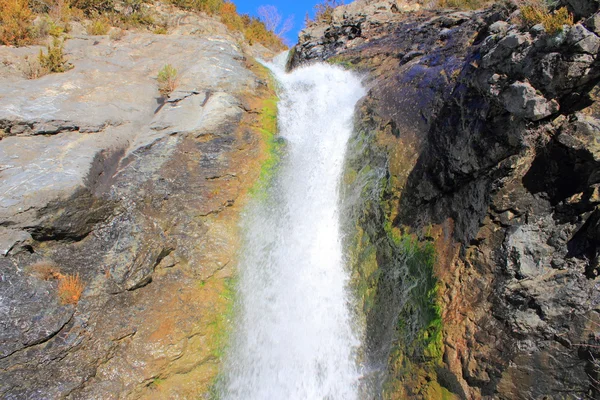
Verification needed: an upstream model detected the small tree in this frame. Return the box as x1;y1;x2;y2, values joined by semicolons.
313;0;343;24
257;4;294;38
257;5;281;32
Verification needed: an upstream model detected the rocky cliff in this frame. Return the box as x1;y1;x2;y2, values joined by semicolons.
292;0;600;398
0;8;277;398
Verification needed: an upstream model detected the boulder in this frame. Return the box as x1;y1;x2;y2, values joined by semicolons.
501;81;560;120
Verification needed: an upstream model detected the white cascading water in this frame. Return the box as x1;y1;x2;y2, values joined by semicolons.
220;54;366;400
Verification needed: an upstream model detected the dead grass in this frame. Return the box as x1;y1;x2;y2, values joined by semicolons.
28;260;64;280
58;273;84;304
22;55;49;79
86;18;110;34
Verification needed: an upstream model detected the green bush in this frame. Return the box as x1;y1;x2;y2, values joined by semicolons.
38;38;72;73
157;63;178;96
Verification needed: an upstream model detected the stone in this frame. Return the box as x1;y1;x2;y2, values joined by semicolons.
567;23;600;54
0;228;32;256
566;0;600;19
192;92;244;137
501;81;559;121
585;12;600;34
0;131;127;239
489;20;509;34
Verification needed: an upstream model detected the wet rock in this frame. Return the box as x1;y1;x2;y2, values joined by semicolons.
293;0;600;397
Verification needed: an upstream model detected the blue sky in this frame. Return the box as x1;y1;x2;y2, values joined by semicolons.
234;1;350;45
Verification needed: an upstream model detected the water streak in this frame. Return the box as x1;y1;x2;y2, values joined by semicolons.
221;54;366;400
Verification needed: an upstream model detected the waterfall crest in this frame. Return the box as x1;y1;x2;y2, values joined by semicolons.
221;55;366;400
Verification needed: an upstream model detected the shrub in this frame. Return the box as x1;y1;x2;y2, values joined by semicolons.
38;38;72;73
119;10;155;27
32;16;66;39
0;0;34;46
49;0;75;24
58;273;84;304
153;26;167;34
69;0;113;16
157;63;178;96
520;3;573;34
87;18;109;34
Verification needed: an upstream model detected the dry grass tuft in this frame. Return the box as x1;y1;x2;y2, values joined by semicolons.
109;27;126;40
58;273;84;304
22;55;49;79
86;18;110;35
29;260;64;280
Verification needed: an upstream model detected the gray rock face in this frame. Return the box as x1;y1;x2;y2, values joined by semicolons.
0;10;274;398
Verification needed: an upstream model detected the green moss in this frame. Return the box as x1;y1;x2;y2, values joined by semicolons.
393;233;443;363
327;55;356;70
248;67;284;200
209;276;236;359
343;123;448;397
149;377;165;387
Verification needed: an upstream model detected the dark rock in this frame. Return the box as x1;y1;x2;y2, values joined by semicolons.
564;0;600;19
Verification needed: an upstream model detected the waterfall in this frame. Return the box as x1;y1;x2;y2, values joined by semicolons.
220;54;366;400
